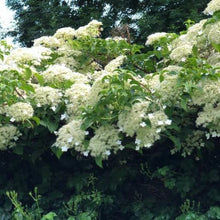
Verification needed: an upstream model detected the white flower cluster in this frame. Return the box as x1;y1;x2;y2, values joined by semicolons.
196;103;220;133
157;17;213;62
0;125;21;150
88;125;120;158
135;111;171;149
207;21;220;45
0;64;16;72
145;32;168;45
187;20;207;40
167;13;220;62
34;36;61;48
75;20;102;38
192;79;220;106
65;83;91;118
106;36;127;42
118;101;171;149
5;46;52;67
118;101;150;137
88;71;119;106
54;27;76;42
147;72;180;104
56;46;81;70
32;20;103;72
170;44;192;62
163;65;183;73
6;102;34;122
31;84;62;107
55;120;86;152
42;64;89;85
207;52;220;67
53;20;102;41
171;20;207;49
192;79;220;133
204;0;220;15
104;55;127;72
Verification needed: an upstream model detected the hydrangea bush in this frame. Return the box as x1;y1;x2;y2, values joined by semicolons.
0;0;220;218
1;3;220;160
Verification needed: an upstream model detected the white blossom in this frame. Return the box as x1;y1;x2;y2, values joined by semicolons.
140;122;147;127
85;131;89;135
105;150;111;156
119;146;125;150
135;139;141;145
51;106;56;112
165;119;172;125
116;140;122;145
135;146;140;151
83;151;89;157
156;128;162;133
148;113;154;119
61;146;68;152
158;121;164;125
67;137;73;143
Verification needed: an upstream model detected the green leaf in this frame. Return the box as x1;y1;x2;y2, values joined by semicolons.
164;106;174;118
31;116;41;125
180;99;187;111
78;213;92;220
144;118;152;128
192;45;198;57
81;118;93;130
159;73;164;82
157;166;170;176
212;43;220;53
67;217;76;220
95;156;103;168
34;73;44;85
41;212;57;220
0;53;4;61
20;82;35;93
24;68;32;80
203;17;217;28
168;135;181;150
12;145;24;155
51;147;63;159
31;149;45;163
206;206;220;219
164;178;176;189
213;10;220;19
168;123;181;132
40;119;59;133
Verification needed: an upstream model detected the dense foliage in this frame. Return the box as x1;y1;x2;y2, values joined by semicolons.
1;0;220;219
6;0;210;46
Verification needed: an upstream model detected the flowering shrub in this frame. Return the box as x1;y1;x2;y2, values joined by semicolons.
0;0;220;218
1;6;220;161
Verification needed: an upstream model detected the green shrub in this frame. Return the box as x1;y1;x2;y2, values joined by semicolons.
0;0;220;218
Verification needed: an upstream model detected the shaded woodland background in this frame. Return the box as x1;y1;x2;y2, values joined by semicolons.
7;0;209;46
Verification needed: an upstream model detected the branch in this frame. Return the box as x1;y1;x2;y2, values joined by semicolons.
14;88;25;99
133;64;151;74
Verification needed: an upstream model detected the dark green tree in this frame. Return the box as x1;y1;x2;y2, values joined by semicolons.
7;0;209;46
6;0;75;46
0;24;4;40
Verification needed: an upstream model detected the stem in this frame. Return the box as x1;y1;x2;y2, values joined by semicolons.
14;87;25;99
133;64;150;74
129;74;152;93
125;24;131;44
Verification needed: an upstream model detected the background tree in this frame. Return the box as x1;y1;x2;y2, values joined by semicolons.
7;0;209;46
0;23;4;40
